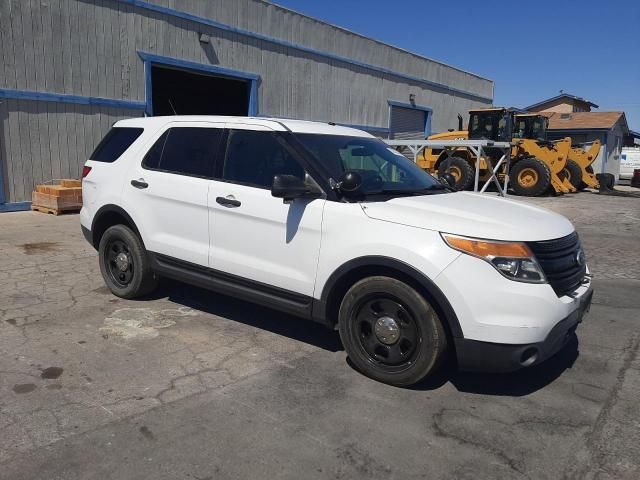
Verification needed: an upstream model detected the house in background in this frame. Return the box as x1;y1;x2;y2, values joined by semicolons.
542;111;629;179
526;93;629;179
526;92;599;114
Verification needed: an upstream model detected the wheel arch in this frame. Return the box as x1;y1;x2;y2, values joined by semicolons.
90;204;143;250
313;256;463;340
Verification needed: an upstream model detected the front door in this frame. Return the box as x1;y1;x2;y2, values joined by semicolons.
122;122;224;267
208;124;324;297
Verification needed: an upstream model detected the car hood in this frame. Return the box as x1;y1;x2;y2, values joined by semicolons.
360;192;574;241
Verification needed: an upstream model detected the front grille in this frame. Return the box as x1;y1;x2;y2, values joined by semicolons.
528;232;586;296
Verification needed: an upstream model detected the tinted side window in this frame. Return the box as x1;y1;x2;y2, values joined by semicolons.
143;127;222;178
221;130;304;188
143;131;168;170
90;127;143;162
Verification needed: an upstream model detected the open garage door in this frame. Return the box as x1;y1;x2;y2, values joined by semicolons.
151;65;250;116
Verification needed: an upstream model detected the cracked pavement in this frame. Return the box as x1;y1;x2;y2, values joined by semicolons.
1;190;639;479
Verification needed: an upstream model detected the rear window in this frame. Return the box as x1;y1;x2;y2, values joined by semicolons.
143;127;222;178
90;127;144;162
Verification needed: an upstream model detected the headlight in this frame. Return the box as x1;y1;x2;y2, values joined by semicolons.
441;234;546;284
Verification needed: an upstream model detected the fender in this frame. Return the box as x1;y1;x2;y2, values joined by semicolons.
312;256;463;338
89;204;142;249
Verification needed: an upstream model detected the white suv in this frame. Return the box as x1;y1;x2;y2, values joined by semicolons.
81;116;593;386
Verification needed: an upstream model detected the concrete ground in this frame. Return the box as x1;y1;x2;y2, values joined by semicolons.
1;189;639;479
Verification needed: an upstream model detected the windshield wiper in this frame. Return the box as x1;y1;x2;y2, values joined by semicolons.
368;184;451;196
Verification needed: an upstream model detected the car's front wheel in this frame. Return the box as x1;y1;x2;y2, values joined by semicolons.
98;224;158;299
338;276;447;386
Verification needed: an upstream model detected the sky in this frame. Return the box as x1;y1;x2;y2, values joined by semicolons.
274;0;640;131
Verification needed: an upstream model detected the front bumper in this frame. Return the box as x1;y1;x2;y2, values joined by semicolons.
455;287;593;372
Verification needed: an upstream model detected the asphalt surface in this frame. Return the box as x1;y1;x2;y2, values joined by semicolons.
1;189;639;479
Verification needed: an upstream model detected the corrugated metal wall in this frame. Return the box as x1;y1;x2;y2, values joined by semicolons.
0;0;493;203
0;99;134;203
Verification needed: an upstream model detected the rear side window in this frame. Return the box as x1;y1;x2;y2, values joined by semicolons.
221;130;304;188
90;127;143;162
143;127;222;178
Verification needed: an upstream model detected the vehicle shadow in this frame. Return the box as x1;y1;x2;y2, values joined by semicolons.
410;334;580;396
144;280;578;395
151;279;343;353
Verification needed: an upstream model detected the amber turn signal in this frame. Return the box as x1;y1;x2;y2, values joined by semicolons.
442;235;533;259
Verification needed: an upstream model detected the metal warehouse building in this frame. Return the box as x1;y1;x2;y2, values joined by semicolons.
0;0;494;209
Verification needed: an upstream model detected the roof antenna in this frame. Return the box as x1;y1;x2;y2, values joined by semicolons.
168;99;178;115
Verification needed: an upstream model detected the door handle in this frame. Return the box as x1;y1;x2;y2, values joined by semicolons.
131;179;148;189
216;196;241;208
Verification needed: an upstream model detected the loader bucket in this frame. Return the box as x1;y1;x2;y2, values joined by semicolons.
513;137;574;194
568;140;601;190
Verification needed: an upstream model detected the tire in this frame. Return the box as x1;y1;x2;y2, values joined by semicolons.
338;276;447;386
438;156;474;191
510;157;552;196
563;159;583;190
98;224;158;299
596;173;615;191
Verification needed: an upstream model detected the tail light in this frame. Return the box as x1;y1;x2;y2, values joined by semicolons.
82;165;92;179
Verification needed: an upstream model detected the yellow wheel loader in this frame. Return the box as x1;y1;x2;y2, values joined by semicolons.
564;140;601;190
511;113;576;194
418;109;575;196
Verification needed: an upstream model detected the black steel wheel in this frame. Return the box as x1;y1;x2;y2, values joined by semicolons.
354;297;420;368
105;239;134;287
98;224;158;299
338;276;447;386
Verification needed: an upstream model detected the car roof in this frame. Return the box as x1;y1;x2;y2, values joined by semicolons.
114;116;375;138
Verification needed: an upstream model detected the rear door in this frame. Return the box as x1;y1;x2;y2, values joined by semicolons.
208;124;324;297
121;121;224;267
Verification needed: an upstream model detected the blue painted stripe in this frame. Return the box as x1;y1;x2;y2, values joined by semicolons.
118;0;493;103
0;201;32;212
138;52;261;82
248;81;258;117
387;100;433;112
0;156;5;205
0;88;146;110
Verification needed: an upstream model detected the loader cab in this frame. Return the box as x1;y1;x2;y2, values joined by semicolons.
514;114;548;142
468;109;514;143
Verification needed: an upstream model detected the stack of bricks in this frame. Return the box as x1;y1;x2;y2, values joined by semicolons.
32;179;83;215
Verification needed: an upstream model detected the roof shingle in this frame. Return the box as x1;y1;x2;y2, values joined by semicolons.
542;111;626;130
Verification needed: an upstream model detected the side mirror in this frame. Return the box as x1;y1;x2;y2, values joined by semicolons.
271;175;320;201
337;171;363;196
439;173;457;189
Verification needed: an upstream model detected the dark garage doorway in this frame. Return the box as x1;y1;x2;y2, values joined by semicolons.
151;65;250;116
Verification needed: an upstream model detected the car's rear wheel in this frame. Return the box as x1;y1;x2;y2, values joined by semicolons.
338;276;447;386
98;225;158;299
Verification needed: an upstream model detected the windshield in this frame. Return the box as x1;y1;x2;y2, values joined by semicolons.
293;133;446;195
530;117;547;141
468;112;510;141
514;116;547;141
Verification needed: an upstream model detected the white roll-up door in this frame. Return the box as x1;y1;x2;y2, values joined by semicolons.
389;106;426;139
